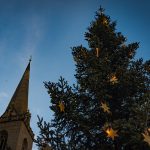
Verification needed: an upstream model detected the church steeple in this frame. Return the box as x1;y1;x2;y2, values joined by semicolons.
0;60;34;150
1;61;30;117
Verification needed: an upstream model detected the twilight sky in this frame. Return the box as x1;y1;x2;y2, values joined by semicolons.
0;0;150;149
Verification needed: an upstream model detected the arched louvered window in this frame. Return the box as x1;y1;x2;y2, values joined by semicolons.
0;130;8;150
21;138;28;150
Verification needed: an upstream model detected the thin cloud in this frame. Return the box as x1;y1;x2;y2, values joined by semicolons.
17;14;46;67
0;92;9;99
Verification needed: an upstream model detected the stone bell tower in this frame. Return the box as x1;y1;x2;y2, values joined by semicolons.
0;61;34;150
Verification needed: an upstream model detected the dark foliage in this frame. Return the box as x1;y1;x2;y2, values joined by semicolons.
36;7;150;150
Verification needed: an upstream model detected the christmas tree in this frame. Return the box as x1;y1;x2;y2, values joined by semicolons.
36;7;150;149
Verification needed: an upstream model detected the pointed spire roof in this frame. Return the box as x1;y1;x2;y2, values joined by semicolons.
2;61;31;117
0;60;34;139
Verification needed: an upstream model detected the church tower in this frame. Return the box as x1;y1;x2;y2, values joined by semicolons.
0;61;34;150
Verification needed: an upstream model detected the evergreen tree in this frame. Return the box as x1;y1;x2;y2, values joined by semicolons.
36;7;150;150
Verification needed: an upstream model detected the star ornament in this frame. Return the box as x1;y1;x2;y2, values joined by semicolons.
106;127;118;140
100;102;111;114
102;18;108;26
142;131;150;145
128;51;133;57
58;101;65;112
110;75;118;84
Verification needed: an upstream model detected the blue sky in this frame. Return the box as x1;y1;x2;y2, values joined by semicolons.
0;0;149;149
